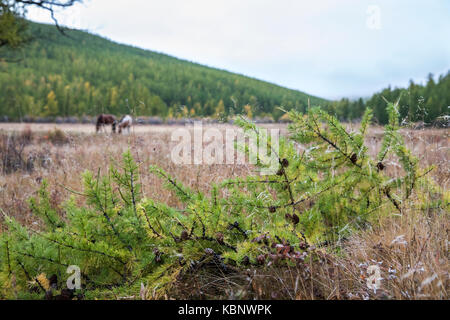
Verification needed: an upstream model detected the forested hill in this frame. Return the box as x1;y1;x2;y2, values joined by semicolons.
0;21;326;121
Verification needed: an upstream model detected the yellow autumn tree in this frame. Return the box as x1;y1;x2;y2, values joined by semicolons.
215;99;225;118
110;87;119;108
167;107;174;119
181;106;189;118
43;90;58;117
244;104;252;119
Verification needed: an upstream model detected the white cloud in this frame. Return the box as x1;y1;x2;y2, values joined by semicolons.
26;0;450;99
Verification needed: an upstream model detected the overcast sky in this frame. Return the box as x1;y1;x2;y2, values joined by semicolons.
27;0;450;100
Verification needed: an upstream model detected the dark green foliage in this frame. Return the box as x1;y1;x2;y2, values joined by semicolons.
0;1;80;55
0;104;437;299
369;73;450;125
0;21;325;121
0;1;28;50
323;72;450;125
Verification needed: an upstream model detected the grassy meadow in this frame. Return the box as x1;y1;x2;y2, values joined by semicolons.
0;122;448;300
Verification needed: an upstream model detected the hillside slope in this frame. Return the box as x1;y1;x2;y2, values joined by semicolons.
0;22;327;120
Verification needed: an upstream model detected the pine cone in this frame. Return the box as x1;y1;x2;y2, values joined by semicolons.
216;232;224;244
257;255;266;265
180;230;189;241
281;158;289;168
49;274;58;289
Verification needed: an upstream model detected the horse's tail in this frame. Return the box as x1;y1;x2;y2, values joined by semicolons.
96;115;102;132
112;121;117;133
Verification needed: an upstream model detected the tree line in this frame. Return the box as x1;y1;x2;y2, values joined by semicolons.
322;72;449;125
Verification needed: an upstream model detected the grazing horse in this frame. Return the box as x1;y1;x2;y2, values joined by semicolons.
118;115;133;134
96;114;117;133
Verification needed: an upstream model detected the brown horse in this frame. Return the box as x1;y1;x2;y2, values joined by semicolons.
96;114;117;133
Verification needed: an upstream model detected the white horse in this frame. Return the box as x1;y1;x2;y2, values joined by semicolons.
118;115;133;135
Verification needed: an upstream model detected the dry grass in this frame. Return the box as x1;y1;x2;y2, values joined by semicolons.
0;123;448;299
0;123;256;227
339;201;448;300
173;202;448;300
